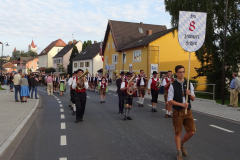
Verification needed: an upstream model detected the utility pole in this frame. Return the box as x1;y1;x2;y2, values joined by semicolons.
221;0;228;105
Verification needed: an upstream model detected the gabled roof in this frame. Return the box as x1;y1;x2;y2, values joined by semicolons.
2;62;16;69
123;29;173;50
73;42;100;61
9;61;18;64
53;41;79;58
39;39;66;56
102;20;167;54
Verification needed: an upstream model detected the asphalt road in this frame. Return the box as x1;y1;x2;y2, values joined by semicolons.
9;85;240;160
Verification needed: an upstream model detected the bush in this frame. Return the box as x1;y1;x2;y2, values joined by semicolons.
45;67;56;73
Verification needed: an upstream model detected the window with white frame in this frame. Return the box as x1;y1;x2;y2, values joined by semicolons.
122;52;126;63
108;43;110;50
74;63;77;68
112;54;118;64
112;42;115;49
105;57;108;65
80;62;84;67
133;50;141;62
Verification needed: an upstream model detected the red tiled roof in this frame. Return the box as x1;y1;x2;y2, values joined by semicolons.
31;40;37;48
2;62;16;68
9;61;18;64
39;39;66;56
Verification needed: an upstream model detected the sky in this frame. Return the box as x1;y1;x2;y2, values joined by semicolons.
0;0;172;57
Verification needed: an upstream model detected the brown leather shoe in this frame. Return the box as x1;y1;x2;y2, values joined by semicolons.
168;114;172;118
177;154;183;160
181;144;188;156
165;114;168;118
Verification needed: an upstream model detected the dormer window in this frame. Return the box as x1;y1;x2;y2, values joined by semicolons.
138;28;143;34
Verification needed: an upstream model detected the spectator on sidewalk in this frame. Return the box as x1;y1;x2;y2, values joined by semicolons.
9;73;14;92
20;74;29;102
46;74;53;96
13;70;22;102
30;73;39;99
228;72;240;107
27;74;31;98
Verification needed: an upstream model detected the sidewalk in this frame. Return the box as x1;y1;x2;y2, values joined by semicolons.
107;84;240;122
0;85;39;156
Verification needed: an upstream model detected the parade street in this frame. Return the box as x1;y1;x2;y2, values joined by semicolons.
2;85;239;160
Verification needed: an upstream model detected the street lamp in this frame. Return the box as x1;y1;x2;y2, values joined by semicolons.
221;0;228;105
0;42;9;85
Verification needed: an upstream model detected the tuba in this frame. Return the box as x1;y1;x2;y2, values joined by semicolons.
76;69;89;90
127;73;137;95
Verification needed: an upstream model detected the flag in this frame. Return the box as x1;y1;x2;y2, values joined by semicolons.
100;42;104;62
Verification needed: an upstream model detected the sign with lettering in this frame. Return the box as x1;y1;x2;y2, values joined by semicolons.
178;11;207;52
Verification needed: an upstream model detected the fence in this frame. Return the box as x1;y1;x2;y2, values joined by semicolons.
192;83;216;100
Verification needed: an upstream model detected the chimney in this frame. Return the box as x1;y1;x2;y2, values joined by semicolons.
146;30;152;36
73;39;76;44
68;41;73;45
94;41;97;44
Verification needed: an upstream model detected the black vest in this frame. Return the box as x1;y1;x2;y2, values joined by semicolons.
172;80;191;111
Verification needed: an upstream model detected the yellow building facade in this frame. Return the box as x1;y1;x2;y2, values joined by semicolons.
103;20;205;90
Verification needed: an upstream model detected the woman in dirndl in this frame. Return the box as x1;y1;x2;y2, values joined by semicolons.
20;74;30;102
59;75;66;96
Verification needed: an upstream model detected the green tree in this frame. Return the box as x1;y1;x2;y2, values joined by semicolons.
164;0;240;99
27;50;38;57
67;46;78;75
12;51;21;60
45;67;56;73
82;40;92;50
57;63;66;73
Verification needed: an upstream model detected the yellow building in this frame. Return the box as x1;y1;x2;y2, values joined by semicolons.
102;20;206;89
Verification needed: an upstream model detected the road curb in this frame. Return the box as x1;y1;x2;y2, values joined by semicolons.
0;94;42;160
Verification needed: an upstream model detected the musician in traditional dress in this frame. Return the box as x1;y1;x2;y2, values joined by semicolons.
116;71;125;114
147;71;160;112
136;70;147;107
168;65;196;160
99;77;108;103
68;71;77;115
121;72;136;121
162;70;174;118
72;69;89;123
94;74;98;92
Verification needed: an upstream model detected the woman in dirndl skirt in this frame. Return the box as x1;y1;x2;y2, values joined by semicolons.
20;74;30;102
59;75;66;96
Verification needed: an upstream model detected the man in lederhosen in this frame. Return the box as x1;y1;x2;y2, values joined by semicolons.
162;70;174;118
72;69;89;123
168;65;196;160
116;71;125;114
147;71;160;112
137;69;147;107
68;71;77;115
121;72;136;121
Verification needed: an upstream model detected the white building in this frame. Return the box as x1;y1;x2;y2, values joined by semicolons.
72;41;103;75
28;40;37;53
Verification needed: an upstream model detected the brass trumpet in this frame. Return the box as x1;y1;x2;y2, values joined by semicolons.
76;69;89;90
127;73;137;95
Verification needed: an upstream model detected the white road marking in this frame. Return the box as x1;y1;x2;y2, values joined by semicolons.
60;135;67;145
59;158;67;160
61;123;66;129
209;125;234;133
194;119;197;121
136;101;140;103
87;96;90;98
60;109;64;112
57;99;59;100
162;109;166;111
59;104;63;107
108;93;112;94
148;104;152;106
61;114;65;119
58;101;61;103
113;94;118;96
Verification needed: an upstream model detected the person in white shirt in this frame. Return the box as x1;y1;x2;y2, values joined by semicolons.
68;71;77;115
136;70;147;107
99;77;108;103
167;65;195;160
162;71;174;118
147;71;160;112
71;69;89;123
